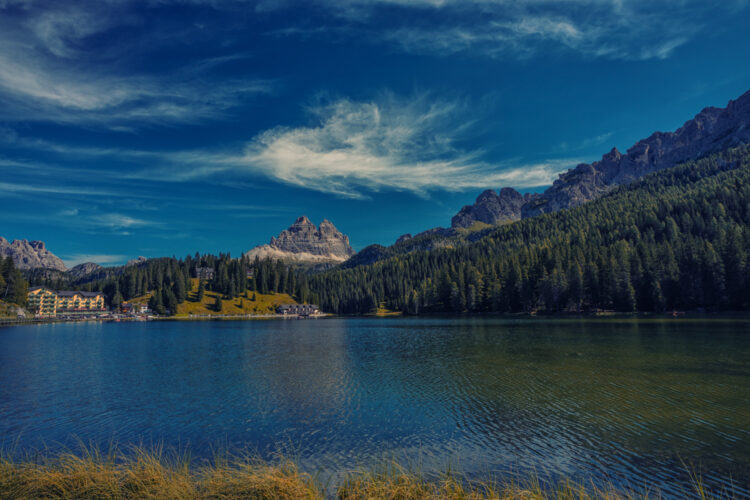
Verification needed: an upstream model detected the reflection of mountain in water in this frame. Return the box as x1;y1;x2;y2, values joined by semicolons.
239;319;353;421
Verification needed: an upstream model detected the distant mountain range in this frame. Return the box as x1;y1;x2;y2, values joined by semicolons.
452;89;750;227
7;89;750;276
0;237;105;280
0;238;67;271
244;216;355;265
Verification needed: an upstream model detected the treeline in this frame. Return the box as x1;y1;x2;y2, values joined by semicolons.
1;257;28;306
307;145;750;314
25;253;312;315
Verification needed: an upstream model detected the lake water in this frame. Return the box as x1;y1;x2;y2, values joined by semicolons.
0;317;748;497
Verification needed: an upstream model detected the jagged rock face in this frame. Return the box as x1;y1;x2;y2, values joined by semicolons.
451;188;538;228
522;89;750;218
68;262;103;279
245;216;354;264
126;256;148;267
0;237;66;271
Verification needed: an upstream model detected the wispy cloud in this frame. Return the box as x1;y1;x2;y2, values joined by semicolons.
0;2;271;127
0;181;123;197
268;0;745;61
2;92;579;197
147;93;579;198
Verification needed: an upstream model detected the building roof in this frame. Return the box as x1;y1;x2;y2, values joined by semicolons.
57;290;103;297
278;304;319;311
29;287;104;297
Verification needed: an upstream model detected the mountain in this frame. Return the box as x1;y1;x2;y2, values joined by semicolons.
309;144;750;314
68;262;103;279
450;89;750;226
522;89;750;218
0;237;66;271
126;256;148;267
244;216;355;264
452;188;538;228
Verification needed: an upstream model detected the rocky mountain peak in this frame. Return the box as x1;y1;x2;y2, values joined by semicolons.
395;234;412;244
0;237;66;271
519;88;750;218
126;256;148;267
451;187;537;228
68;262;103;279
318;219;340;235
293;215;315;227
448;89;750;225
245;216;355;264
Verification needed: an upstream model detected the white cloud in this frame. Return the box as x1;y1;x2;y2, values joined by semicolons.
2;93;579;197
0;2;271;126
95;214;159;230
233;94;575;197
270;0;739;61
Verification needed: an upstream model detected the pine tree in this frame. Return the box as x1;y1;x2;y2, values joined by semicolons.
173;270;187;303
112;290;124;310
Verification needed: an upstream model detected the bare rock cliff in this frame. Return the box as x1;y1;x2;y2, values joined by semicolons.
0;237;66;271
522;89;750;218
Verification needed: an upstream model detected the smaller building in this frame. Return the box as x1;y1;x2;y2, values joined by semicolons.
277;304;320;316
122;302;149;315
195;267;215;280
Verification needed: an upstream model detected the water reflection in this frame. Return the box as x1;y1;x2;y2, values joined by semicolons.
0;317;748;497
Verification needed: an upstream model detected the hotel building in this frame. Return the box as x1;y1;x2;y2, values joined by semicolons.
27;287;107;317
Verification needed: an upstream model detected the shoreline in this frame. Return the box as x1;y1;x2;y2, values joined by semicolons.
5;310;750;328
0;312;334;328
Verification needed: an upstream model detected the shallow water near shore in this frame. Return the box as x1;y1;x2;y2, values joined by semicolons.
1;317;748;497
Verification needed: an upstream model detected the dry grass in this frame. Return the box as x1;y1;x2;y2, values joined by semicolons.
0;446;319;500
124;279;297;317
0;447;733;500
337;462;642;500
0;299;22;318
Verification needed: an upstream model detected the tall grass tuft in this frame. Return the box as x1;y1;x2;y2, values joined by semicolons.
0;445;737;499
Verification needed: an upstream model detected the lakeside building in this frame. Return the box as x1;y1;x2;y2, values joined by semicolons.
277;304;320;316
26;287;57;316
122;302;150;315
27;287;106;317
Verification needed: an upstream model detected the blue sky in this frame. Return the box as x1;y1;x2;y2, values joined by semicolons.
1;0;749;267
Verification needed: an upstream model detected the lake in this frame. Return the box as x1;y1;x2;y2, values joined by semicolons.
0;317;748;497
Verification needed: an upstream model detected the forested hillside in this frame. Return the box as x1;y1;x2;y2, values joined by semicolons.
307;145;750;314
26;252;312;315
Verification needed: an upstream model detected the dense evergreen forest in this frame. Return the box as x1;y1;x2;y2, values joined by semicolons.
306;145;750;314
26;253;310;315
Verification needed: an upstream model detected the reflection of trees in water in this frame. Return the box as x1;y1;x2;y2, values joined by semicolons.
343;318;750;493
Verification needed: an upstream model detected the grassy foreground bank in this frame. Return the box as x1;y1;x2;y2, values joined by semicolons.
0;446;727;500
